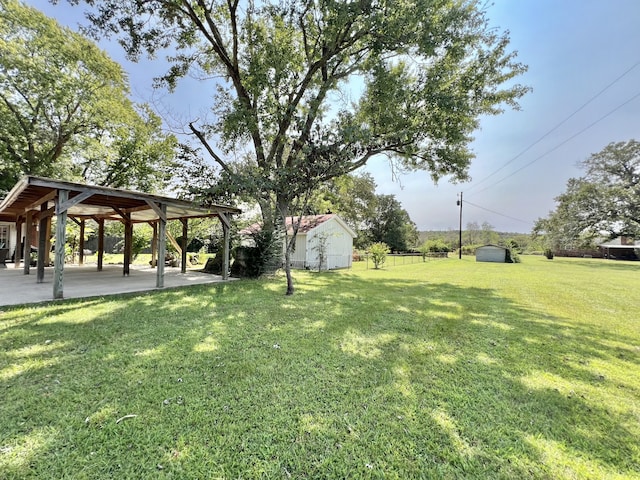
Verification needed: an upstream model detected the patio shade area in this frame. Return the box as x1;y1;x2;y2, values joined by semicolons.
0;176;241;302
0;264;234;307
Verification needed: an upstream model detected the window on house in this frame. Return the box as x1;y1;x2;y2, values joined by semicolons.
0;225;8;249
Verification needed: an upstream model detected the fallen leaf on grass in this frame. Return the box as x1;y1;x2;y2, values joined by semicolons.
115;414;138;424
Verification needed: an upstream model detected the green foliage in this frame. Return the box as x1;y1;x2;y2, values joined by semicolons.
505;240;521;263
80;104;179;193
366;194;418;252
246;226;283;276
167;217;224;254
419;239;450;260
308;173;378;248
422;230;539;253
460;244;481;256
0;1;177;193
229;246;263;278
113;224;152;259
428;239;451;253
544;248;555;260
534;140;640;246
368;242;390;269
72;0;528;293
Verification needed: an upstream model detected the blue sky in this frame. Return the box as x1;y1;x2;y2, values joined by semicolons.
29;0;640;233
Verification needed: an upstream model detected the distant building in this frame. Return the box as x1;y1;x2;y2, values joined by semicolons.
476;245;508;263
598;237;639;260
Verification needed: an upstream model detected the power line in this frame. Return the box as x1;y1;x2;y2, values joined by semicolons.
468;89;640;197
464;199;531;225
465;59;640;194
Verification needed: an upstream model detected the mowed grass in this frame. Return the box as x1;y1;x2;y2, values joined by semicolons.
0;256;638;479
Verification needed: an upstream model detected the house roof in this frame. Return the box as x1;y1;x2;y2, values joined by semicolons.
0;176;241;223
241;214;357;238
287;214;335;233
598;241;640;248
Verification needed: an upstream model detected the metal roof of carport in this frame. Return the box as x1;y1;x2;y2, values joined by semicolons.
0;176;241;223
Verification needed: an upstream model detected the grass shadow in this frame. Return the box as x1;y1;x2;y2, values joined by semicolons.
0;267;638;478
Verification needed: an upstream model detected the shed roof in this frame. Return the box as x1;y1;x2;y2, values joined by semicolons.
0;176;241;223
477;244;507;250
241;214;357;238
286;214;356;237
598;238;640;248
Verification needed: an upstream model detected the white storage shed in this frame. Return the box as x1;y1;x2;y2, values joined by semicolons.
287;214;356;270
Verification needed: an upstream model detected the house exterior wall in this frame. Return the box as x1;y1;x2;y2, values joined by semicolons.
0;222;15;260
476;245;507;263
289;234;308;269
242;215;356;270
305;218;353;270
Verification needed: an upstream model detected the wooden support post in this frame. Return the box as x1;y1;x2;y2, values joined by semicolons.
222;217;230;280
54;190;68;299
37;203;47;283
156;204;167;288
181;218;188;274
23;210;33;275
44;216;52;266
151;222;158;268
97;219;104;272
123;214;132;276
14;217;22;268
79;220;85;265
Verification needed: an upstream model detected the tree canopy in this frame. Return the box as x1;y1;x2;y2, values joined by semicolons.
366;194;418;252
0;0;178;194
66;0;528;293
533;140;640;248
307;172;377;247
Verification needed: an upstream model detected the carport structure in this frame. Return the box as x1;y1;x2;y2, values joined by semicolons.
0;176;241;300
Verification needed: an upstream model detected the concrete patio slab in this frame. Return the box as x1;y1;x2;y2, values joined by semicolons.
0;263;232;307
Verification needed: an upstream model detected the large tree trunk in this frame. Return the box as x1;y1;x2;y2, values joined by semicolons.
284;244;294;295
275;197;296;295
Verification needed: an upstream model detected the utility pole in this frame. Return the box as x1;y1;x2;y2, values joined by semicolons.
457;192;463;259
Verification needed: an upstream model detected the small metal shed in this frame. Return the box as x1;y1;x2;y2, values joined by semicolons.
476;245;507;263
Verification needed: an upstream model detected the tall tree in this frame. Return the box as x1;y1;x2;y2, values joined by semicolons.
79;104;178;193
533;140;640;247
480;221;499;245
464;221;480;245
66;0;528;293
0;0;125;191
367;194;417;252
0;0;177;194
308;172;377;247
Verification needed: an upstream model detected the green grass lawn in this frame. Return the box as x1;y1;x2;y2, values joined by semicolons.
1;256;638;479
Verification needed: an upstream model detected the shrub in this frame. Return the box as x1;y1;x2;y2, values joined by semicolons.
544;248;554;260
418;239;449;260
505;240;521;263
368;242;390;269
461;244;481;255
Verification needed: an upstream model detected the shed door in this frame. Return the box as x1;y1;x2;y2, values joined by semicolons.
477;247;506;263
